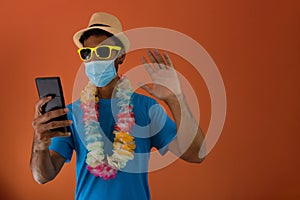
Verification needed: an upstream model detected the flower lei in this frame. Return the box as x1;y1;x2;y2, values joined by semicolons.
80;76;136;180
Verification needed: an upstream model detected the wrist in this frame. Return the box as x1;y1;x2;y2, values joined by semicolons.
33;144;50;151
164;93;184;105
33;139;51;151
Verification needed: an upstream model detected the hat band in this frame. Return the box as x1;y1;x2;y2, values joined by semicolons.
89;24;111;27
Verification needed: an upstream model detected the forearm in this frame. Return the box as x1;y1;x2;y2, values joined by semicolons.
30;139;57;184
31;98;70;184
165;94;205;163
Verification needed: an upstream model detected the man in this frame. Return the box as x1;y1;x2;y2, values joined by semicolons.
30;12;205;200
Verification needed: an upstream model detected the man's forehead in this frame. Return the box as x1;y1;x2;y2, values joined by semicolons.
83;35;117;47
98;37;117;45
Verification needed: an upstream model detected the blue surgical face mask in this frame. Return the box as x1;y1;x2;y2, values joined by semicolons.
85;60;117;87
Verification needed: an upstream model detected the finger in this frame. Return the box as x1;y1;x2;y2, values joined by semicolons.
163;52;174;68
36;131;70;143
34;96;52;117
38;120;72;133
153;49;167;68
146;49;161;70
35;130;70;142
141;56;154;74
35;108;69;125
49;131;71;138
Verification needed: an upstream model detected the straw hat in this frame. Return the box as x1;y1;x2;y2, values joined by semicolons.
73;12;130;51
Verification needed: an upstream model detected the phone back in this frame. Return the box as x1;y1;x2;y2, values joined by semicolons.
35;77;69;133
35;77;66;113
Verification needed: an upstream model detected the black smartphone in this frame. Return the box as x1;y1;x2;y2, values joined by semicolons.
35;77;69;133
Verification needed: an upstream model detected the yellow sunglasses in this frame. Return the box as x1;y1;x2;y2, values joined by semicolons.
77;45;121;61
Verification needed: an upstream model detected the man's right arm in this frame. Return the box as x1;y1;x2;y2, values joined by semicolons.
30;96;72;184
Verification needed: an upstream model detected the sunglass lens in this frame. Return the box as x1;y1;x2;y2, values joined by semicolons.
96;46;110;58
80;49;91;60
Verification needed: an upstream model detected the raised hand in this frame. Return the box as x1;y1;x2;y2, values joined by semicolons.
140;49;182;101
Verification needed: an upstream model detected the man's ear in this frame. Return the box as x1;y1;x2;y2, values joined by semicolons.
117;50;126;65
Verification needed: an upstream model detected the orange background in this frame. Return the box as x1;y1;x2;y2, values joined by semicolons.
0;0;299;199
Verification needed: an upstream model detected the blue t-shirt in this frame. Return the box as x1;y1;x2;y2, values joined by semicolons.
49;93;177;200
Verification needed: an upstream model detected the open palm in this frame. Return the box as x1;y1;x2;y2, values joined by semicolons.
140;49;182;101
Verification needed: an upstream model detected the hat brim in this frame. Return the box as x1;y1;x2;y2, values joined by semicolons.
73;26;130;52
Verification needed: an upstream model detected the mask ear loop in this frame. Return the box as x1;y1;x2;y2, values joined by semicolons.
117;49;125;64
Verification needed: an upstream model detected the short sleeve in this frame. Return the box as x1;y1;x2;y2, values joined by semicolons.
149;101;177;155
49;105;75;162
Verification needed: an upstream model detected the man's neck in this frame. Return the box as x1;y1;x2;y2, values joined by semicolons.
96;76;120;99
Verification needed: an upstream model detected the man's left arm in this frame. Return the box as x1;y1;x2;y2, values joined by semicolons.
165;93;205;163
140;49;205;163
